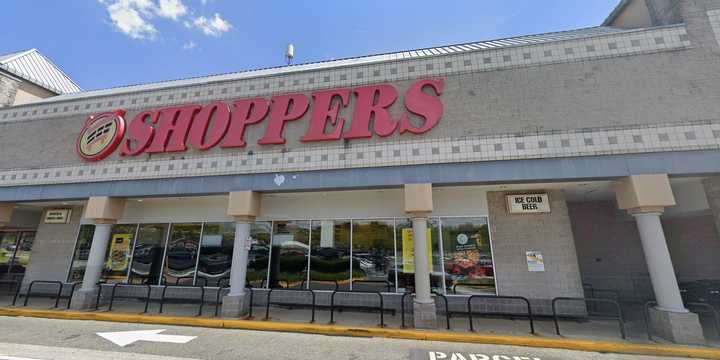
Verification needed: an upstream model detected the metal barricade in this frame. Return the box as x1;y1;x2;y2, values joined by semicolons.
159;285;206;316
330;290;384;327
687;302;720;338
400;292;413;328
212;278;232;317
552;297;625;339
265;288;316;323
433;291;451;330
23;280;64;308
96;283;152;313
468;295;535;334
0;279;20;306
351;280;393;292
63;282;81;309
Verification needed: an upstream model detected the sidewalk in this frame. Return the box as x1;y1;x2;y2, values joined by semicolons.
2;294;720;359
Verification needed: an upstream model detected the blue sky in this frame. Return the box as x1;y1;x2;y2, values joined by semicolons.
1;0;619;91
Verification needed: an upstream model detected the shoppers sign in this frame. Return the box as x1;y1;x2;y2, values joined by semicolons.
76;79;444;161
506;193;550;214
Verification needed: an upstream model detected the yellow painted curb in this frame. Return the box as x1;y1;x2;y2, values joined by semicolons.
1;307;719;359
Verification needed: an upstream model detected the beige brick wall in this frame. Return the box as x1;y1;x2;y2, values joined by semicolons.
568;200;720;300
487;190;584;302
22;205;84;289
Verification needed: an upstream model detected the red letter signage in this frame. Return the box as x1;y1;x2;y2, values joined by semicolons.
76;78;445;161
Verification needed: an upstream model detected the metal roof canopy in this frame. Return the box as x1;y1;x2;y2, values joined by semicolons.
0;48;82;95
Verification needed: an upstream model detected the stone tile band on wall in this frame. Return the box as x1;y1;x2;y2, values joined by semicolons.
1;119;719;188
3;150;720;203
709;9;720;46
0;24;691;124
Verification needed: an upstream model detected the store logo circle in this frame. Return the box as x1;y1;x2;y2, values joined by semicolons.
76;110;126;161
456;233;469;245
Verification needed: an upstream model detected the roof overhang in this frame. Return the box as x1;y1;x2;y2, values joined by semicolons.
603;0;633;26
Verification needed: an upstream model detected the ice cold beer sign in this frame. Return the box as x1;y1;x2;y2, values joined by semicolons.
76;79;444;161
506;193;551;214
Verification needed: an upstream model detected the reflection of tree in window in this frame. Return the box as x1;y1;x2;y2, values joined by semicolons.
163;223;201;285
309;220;350;290
269;221;309;288
68;225;95;282
128;224;168;285
351;219;395;292
197;222;234;287
247;222;271;288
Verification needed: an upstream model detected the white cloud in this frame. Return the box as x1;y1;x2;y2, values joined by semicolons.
100;0;193;40
157;0;187;20
105;0;158;40
188;13;232;37
182;40;197;50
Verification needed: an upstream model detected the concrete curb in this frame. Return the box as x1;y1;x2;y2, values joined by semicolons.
1;307;719;359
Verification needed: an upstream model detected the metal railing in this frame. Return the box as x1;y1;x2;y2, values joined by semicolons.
0;279;20;306
553;297;625;339
468;295;535;334
211;278;232;317
264;288;316;323
330;290;384;327
159;285;205;316
687;302;720;338
23;280;64;308
95;283;152;313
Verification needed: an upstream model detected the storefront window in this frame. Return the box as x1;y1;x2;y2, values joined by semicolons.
351;219;396;292
162;223;202;285
441;217;495;295
0;233;19;275
309;220;351;290
102;224;138;283
248;222;271;288
395;218;443;293
197;222;235;286
269;221;310;288
128;224;168;285
12;232;35;275
68;225;95;282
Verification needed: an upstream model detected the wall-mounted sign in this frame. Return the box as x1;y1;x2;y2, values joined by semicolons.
526;251;545;272
76;79;445;161
43;209;72;224
506;193;550;214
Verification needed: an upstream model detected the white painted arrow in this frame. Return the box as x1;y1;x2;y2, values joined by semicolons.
96;329;197;347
